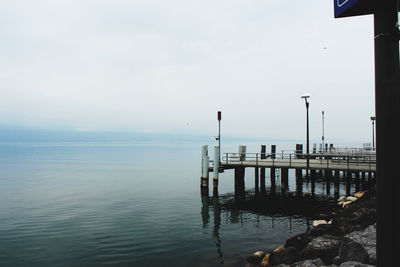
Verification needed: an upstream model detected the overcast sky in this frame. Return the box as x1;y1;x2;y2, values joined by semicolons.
0;0;376;143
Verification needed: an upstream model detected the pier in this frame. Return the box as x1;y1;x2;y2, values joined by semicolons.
201;144;376;194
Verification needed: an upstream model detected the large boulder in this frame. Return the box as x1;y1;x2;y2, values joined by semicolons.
338;240;369;264
345;224;376;264
285;233;311;251
302;235;342;265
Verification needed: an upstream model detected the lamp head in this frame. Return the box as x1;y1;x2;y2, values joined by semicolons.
370;116;375;121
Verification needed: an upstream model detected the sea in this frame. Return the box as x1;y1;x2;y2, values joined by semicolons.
0;140;363;266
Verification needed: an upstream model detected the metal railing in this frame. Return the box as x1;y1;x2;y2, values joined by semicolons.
221;150;376;171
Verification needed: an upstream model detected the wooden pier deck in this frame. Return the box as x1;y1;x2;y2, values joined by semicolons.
201;145;376;194
219;156;376;172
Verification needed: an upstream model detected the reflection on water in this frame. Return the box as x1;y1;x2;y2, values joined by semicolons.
200;170;376;264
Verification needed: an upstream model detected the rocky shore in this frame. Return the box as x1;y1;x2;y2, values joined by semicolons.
246;186;377;267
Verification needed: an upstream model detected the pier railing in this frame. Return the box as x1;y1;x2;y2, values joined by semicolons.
220;151;376;171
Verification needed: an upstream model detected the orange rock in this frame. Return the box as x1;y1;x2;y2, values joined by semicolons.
273;245;285;253
260;253;270;266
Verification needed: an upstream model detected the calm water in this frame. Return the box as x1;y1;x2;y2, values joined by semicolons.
0;142;358;266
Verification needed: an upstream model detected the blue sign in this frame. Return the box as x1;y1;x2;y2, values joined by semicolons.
334;0;373;18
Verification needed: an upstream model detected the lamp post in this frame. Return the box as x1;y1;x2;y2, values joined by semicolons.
370;116;375;151
322;111;325;152
301;95;310;173
217;111;221;164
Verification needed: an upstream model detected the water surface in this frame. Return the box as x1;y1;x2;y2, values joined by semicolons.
0;142;356;266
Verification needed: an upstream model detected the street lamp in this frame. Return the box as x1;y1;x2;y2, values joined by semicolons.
301;95;310;173
217;111;221;164
322;111;325;152
370;116;375;151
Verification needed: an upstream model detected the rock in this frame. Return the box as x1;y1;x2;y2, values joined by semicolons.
342;201;353;208
302;235;342;264
260;253;270;266
338;196;347;202
309;223;333;236
346;196;358;202
285;233;311;251
269;246;300;265
247;250;266;264
354;191;365;199
339;261;375;267
313;220;328;227
338;240;369;264
345;224;376;264
289;258;325;267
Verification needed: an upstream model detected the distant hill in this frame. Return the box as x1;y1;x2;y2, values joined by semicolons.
0;125;261;143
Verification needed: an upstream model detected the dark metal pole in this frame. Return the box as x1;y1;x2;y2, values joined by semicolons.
370;116;376;150
218;111;221;164
374;1;400;266
322;111;325;151
306;100;310;171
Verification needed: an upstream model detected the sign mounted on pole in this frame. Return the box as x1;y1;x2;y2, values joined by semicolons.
334;0;373;18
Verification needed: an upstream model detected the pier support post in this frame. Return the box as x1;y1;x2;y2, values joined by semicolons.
346;171;352;196
355;171;360;192
281;168;289;192
334;170;340;198
255;167;259;190
270;168;276;193
361;172;367;190
326;170;332;195
295;168;303;196
234;167;245;194
213;146;220;191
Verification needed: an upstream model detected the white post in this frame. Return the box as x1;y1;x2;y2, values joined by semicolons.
202;156;209;179
213;146;220;180
201;145;208;175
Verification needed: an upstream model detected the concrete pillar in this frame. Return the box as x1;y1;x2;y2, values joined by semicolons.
201;155;209;195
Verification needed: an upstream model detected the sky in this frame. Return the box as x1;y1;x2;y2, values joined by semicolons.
0;0;377;143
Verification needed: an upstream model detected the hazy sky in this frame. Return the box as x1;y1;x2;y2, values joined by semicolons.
0;0;376;142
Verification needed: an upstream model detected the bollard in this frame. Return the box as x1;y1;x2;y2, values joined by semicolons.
239;145;246;161
271;145;276;159
296;144;303;159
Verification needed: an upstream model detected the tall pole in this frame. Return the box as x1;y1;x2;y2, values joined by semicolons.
302;95;310;173
217;111;221;164
322;111;325;152
374;1;400;266
370;116;375;150
306;101;309;170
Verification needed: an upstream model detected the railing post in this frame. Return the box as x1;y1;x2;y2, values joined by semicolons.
226;153;228;165
289;154;292;167
256;153;258;166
